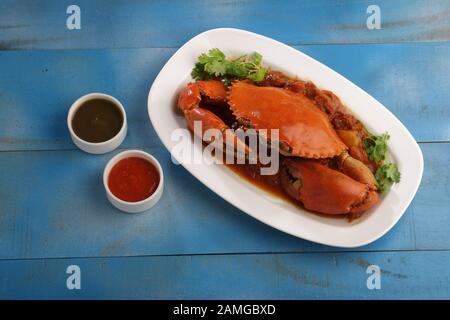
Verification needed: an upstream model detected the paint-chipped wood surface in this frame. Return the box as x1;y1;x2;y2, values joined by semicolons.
0;0;449;299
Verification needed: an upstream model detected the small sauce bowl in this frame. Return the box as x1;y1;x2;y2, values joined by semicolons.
103;150;164;213
67;93;127;154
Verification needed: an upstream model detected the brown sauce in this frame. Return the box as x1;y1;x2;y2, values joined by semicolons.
72;98;123;143
225;162;347;220
226;162;293;204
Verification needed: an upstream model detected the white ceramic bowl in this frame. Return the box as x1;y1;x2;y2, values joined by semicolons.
67;93;127;154
103;150;164;213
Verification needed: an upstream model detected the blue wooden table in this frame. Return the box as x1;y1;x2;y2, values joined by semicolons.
1;0;449;299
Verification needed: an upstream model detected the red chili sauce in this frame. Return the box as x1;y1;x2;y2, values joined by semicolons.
108;157;160;202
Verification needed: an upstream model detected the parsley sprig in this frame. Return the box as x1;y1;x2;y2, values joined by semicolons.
191;48;268;84
363;133;389;162
375;163;401;193
363;133;401;192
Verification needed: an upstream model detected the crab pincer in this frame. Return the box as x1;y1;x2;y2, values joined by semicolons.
280;159;379;219
177;80;250;156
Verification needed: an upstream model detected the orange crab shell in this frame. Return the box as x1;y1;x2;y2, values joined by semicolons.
281;159;379;216
177;80;227;111
227;81;347;159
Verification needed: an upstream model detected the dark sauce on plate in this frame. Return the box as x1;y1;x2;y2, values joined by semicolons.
225;162;298;206
225;162;346;220
72;98;123;143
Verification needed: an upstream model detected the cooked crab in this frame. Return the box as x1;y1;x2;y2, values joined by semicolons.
177;77;379;219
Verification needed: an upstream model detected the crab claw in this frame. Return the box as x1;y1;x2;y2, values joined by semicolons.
178;80;227;112
337;152;378;190
280;159;379;217
177;80;250;156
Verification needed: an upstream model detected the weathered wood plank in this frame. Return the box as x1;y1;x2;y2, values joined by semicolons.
0;48;169;151
1;43;450;151
1;0;449;50
0;143;445;259
1;250;449;299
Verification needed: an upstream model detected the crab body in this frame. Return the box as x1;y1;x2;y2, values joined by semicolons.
228;81;347;158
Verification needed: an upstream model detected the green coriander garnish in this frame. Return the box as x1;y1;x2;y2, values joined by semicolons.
375;163;401;193
191;48;268;83
363;132;401;192
363;133;390;162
